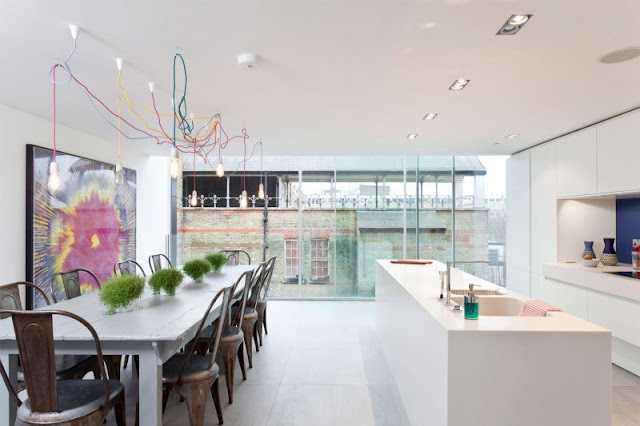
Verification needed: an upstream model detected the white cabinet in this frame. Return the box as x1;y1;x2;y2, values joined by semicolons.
556;128;597;197
530;143;557;274
542;277;588;319
506;151;530;275
596;109;640;193
507;266;530;298
589;291;640;348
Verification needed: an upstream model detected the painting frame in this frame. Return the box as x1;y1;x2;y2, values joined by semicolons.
26;144;137;309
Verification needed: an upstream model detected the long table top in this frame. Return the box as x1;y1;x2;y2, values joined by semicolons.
0;265;254;343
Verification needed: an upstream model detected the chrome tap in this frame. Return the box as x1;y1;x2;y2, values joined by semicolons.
445;260;490;306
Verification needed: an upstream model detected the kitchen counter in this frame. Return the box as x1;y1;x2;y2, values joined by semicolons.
543;262;640;302
376;260;611;426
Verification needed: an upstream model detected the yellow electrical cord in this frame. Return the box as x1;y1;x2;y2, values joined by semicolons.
117;70;217;144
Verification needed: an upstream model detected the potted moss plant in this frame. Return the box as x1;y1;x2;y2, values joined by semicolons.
182;259;212;283
204;252;227;273
148;268;184;296
98;275;145;315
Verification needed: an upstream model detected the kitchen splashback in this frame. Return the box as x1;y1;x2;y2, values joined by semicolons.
616;198;640;264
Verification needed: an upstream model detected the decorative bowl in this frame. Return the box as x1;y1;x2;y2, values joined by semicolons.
582;258;600;267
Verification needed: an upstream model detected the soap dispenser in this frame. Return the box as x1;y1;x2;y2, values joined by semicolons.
464;283;479;320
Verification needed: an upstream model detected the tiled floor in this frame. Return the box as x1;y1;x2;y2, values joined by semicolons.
105;301;640;425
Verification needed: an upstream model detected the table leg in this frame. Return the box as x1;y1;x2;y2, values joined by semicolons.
0;349;18;425
138;347;162;426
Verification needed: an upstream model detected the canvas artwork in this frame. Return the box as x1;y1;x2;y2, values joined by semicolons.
26;145;136;308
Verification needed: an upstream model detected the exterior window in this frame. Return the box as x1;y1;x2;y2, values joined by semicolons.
285;239;299;282
310;238;329;281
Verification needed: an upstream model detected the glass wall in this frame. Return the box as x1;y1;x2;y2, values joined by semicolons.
175;155;507;298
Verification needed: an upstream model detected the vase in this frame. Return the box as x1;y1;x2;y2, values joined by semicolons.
583;241;596;259
601;238;618;266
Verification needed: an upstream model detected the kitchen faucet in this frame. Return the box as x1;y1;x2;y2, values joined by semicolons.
444;260;490;306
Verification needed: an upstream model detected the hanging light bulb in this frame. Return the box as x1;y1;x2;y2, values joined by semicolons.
47;161;61;192
190;189;198;207
169;147;180;179
215;158;225;177
114;163;124;186
258;182;265;200
240;190;248;208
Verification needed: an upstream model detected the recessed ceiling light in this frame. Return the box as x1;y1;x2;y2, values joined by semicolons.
407;133;418;140
449;79;470;90
423;113;438;120
506;133;520;139
509;15;529;25
497;14;532;36
493;142;500;145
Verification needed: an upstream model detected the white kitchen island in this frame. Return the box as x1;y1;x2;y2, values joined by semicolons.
375;260;612;426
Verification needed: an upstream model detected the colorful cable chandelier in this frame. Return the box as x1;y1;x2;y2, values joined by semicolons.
46;25;265;208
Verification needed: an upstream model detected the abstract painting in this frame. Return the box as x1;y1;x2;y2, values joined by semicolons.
26;145;136;308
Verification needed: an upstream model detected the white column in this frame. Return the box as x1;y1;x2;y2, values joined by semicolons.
474;175;486;208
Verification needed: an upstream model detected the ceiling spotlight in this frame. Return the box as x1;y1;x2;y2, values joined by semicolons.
449;79;470;90
497;14;532;35
423;113;438;120
509;15;529;25
237;53;258;69
506;133;520;139
407;133;418;140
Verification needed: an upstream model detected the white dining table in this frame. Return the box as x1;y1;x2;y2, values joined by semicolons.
0;265;254;426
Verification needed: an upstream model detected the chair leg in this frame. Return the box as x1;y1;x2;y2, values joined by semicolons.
105;355;122;381
237;341;247;380
123;355;129;369
114;390;126;426
220;341;240;404
162;389;170;414
253;322;260;353
242;324;254;369
210;378;224;425
263;305;268;334
257;311;264;347
182;381;212;426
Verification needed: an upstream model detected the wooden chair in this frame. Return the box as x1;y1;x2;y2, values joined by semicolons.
0;281;101;387
50;268;101;303
253;257;277;346
0;309;125;425
161;286;232;426
113;260;146;277
149;254;173;274
195;270;253;404
219;250;251;266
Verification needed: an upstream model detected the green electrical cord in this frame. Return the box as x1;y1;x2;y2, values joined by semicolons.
172;52;194;147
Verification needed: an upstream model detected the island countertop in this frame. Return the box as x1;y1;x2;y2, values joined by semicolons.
378;259;609;333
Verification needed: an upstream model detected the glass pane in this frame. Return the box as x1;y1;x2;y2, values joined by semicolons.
453;156;507;286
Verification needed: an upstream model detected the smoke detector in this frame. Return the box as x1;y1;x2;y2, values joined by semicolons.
237;53;258;69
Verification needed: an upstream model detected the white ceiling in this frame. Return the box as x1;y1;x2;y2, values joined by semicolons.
1;0;639;157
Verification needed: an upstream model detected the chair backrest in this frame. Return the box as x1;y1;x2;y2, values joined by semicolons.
114;259;146;277
50;269;101;303
149;254;173;274
177;286;232;383
228;270;254;328
0;310;110;415
247;262;267;310
219;250;251;266
261;256;277;298
0;282;51;319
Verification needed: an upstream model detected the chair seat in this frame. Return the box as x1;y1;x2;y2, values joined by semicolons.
231;306;258;320
18;355;97;382
163;354;220;384
17;380;123;423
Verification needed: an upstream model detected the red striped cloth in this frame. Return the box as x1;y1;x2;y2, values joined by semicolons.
519;300;563;317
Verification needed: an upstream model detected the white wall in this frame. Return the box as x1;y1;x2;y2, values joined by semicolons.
557;199;616;262
0;103;170;285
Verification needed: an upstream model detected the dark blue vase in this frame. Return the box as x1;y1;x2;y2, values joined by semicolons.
601;238;618;266
603;238;616;254
583;241;596;258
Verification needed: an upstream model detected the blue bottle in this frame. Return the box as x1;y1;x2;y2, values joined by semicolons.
464;284;479;320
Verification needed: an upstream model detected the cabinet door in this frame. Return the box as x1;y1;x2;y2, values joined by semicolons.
597;109;640;193
556;128;597;197
589;291;640;347
541;277;588;319
506;151;530;273
530;143;557;274
506;266;530;297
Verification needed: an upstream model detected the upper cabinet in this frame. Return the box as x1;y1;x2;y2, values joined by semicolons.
596;110;640;194
556;128;597;197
